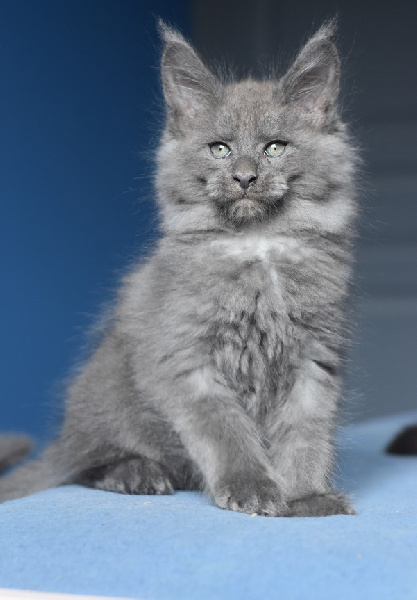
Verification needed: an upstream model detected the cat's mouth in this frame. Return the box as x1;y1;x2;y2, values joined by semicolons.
235;189;263;203
212;185;287;227
237;193;256;202
240;191;255;200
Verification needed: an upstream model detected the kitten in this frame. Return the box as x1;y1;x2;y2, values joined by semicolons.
0;20;358;516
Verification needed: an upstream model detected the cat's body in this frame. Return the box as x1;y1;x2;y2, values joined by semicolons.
0;21;358;516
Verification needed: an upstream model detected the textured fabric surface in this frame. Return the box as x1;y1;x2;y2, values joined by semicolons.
0;412;416;600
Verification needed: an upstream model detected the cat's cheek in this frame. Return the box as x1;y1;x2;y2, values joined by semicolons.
268;174;289;199
205;173;231;201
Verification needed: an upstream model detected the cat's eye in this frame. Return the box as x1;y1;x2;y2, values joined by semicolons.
264;141;287;158
209;142;231;159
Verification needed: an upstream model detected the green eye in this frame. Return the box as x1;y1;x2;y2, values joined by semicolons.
209;142;231;159
264;141;287;157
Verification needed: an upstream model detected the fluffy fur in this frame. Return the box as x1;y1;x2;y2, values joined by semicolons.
0;21;358;516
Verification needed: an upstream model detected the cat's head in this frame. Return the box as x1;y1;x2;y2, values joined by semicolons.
156;21;356;236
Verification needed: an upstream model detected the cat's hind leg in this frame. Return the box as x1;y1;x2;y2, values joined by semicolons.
77;456;175;495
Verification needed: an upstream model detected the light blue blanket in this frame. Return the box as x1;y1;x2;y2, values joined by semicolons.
0;412;416;599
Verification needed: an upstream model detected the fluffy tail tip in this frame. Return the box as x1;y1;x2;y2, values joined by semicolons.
0;435;33;473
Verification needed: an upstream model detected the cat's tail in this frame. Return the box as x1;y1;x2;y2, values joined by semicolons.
0;438;82;503
0;435;33;474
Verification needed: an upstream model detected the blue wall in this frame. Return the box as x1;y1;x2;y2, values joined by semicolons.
1;0;190;441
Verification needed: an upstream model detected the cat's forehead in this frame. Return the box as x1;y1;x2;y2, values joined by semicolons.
215;80;283;138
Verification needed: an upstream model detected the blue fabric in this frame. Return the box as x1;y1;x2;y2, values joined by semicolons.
0;412;416;600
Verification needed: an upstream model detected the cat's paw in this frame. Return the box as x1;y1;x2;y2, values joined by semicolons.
84;456;174;495
213;472;287;517
287;492;356;517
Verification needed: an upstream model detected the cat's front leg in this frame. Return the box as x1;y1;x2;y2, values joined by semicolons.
157;366;287;516
266;359;355;517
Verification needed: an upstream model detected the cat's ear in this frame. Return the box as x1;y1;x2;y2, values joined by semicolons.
159;22;221;125
281;20;340;127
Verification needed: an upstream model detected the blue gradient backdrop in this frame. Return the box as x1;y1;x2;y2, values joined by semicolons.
1;0;189;441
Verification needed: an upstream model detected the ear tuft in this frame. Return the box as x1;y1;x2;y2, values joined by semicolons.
159;21;221;125
158;19;187;47
281;19;340;127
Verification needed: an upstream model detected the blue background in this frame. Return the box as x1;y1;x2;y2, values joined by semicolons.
1;0;190;441
2;0;417;442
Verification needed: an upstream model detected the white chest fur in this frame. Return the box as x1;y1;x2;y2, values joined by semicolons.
209;234;304;264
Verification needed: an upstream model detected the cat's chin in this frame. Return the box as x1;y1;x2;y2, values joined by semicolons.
225;197;267;227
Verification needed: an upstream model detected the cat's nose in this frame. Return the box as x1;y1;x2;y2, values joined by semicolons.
234;173;257;190
233;158;258;190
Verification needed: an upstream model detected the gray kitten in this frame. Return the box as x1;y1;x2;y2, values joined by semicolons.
0;21;357;516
